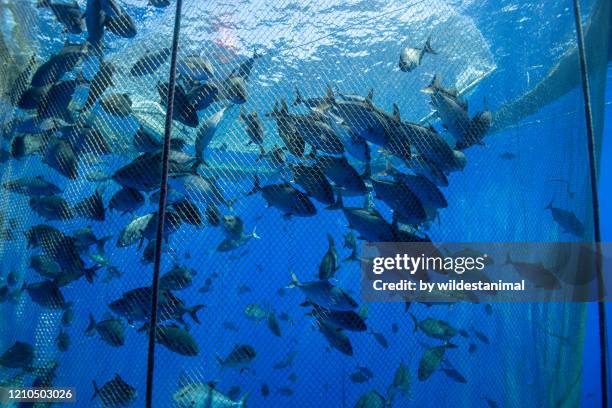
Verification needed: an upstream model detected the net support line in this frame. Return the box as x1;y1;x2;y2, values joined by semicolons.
145;0;184;406
572;0;607;407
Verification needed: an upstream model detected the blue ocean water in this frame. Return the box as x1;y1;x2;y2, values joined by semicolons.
0;0;609;407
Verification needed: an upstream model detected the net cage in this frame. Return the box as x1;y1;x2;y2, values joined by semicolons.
0;0;609;407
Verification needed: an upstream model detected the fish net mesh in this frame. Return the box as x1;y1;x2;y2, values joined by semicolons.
0;0;608;407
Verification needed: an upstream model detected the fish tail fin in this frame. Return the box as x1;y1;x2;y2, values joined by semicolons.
85;313;96;336
445;343;458;349
91;381;99;401
326;84;335;101
251;226;260;240
504;253;512;265
96;235;112;253
247;175;261;196
293;87;303;106
16;281;27;295
342;252;358;263
256;145;266;162
409;312;419;332
325;191;343;211
84;265;99;284
326;233;334;248
366;88;374;102
422;74;441;94
545;199;554;210
239;391;250;407
189;304;205;324
423;36;437;54
287;271;299;288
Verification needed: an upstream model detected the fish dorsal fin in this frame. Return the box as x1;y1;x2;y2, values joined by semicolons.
366;88;374;102
281;99;289;114
207;380;218;389
326;84;335;100
422;74;441;94
392;104;401;121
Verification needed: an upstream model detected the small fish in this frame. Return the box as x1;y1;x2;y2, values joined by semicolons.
0;341;34;369
318;233;340;280
109;187;145;215
160;265;196;291
216;344;256;371
505;254;561;290
261;383;270;397
354;390;387;408
37;0;84;34
267;312;282;337
62;305;74;326
277;386;294;397
244;304;268;322
26;281;69;309
390;361;411;397
410;313;457;341
29;195;73;221
499;151;517;160
240;107;264;146
441;367;467;384
153;324;200;356
287;272;357;311
399;36;436;72
349;370;370;383
484;397;500;408
288;372;297;383
472;328;490;345
418;343;456;381
222;321;239;332
173;382;248;407
99;93;133;118
92;374;137;407
319;320;353;356
86;313;125;347
545;200;585;238
73;190;105;221
371;331;389;349
2;176;61;197
273;351;297;370
130;48;171;77
149;0;170;7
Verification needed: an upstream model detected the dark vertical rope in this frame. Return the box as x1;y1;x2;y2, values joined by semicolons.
145;0;183;406
572;1;607;407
